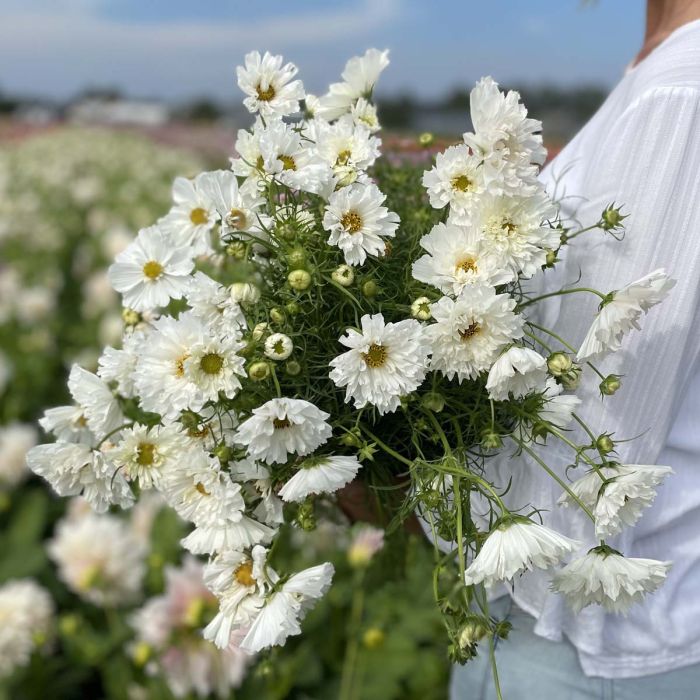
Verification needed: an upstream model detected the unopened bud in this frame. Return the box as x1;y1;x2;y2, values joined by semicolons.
213;443;232;463
288;269;312;291
559;365;582;391
230;282;260;305
361;279;378;298
547;352;573;377
332;264;355;287
269;307;285;324
411;296;432;320
285;360;302;376
421;392;445;413
458;622;488;650
340;428;362;448
601;204;626;231
225;241;246;259
122;308;141;326
481;429;503;450
363;628;385;649
545;249;558;267
286;248;306;268
296;501;316;531
600;374;621;396
596;434;615;454
251;322;268;341
285;301;301;316
418;132;434;147
248;361;270;381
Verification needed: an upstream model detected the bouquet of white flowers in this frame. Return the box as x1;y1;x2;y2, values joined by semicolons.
28;48;675;682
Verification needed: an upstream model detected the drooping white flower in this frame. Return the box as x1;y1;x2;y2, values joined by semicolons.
486;346;547;400
317;49;389;121
97;329;148;399
323;183;399;266
185;272;246;336
0;579;54;678
412;221;514;295
0;422;37;488
108;226;194;312
264;333;293;361
237;50;305;118
577;269;675;361
108;423;193;490
422;144;485;221
26;442;134;512
329;314;430;414
131;556;251;698
235;398;332;465
240;563;334;652
536;377;581;430
462;76;546;192
48;510;147;606
463;520;579;587
427;286;523;382
279;455;362;502
159;173;219;254
551;547;671;614
558;464;673;539
68;364;125;441
473;191;559;278
38;404;93;444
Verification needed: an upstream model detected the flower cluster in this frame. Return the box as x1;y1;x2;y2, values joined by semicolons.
28;49;674;667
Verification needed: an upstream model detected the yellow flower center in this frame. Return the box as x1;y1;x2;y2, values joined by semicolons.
175;354;188;377
227;208;248;231
256;84;276;102
273;417;292;429
459;322;481;341
142;260;163;280
340;211;363;234
336;149;352;166
136;442;157;466
199;352;224;375
278;155;296;171
362;343;388;368
234;561;256;587
456;256;478;274
189;207;209;225
452;174;474;192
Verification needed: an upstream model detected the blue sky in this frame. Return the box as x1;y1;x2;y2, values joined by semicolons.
0;0;646;101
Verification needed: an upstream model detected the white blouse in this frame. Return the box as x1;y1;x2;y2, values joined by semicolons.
497;18;700;678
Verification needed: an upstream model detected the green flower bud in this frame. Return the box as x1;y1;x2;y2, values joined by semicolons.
560;366;582;391
418;132;434;147
547;352;573;377
596;434;615;454
296;501;316;531
601;204;627;231
251;322;268;341
248;361;271;381
285;360;302;376
213;443;232;463
59;614;79;637
286;248;306;268
600;374;621;396
331;264;355;287
458;622;488;650
225;241;246;259
132;641;152;667
340;428;362;448
361;279;378;298
421;490;442;509
545;249;558;267
288;269;312;291
421;392;445;412
362;628;385;649
411;296;432;320
480;429;503;450
269;307;285;324
285;301;301;316
122;308;141;326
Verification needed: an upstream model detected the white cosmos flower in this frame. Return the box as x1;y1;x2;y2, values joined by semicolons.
279;455;362;503
412;221;514;296
463;76;546;192
317;48;389;121
551;547;672;614
237;50;305;119
0;423;37;488
314;118;380;176
427;286;523;382
26;442;133;512
49;511;147;606
323;183;399;266
108;423;193;490
68;364;125;442
422;144;485;221
0;579;54;678
486;346;547;400
558;464;673;539
108;226;194;312
235;398;332;465
159;173;219;255
473;191;558;278
183;335;246;406
264;333;293;361
97;329;148;399
463;520;579;587
329;314;430;414
185;271;246;336
537;377;581;430
39;405;92;444
240;563;334;653
577;269;675;361
230;123;265;180
203;546;272;648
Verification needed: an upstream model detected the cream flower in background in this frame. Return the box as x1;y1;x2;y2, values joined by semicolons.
558;464;673;539
463;520;579;587
330;313;430;414
279;455;362;503
108;226;194;312
323;183;399;265
0;423;37;489
412;221;514;295
486;346;547;400
427;285;523;382
552;548;671;614
577;269;675;361
237;50;305;118
235;398;332;465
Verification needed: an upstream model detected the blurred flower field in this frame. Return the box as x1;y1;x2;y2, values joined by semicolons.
0;127;449;700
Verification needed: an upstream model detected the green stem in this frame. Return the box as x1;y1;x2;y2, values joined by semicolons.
339;569;366;700
358;425;414;468
489;634;504;700
518;286;607;310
